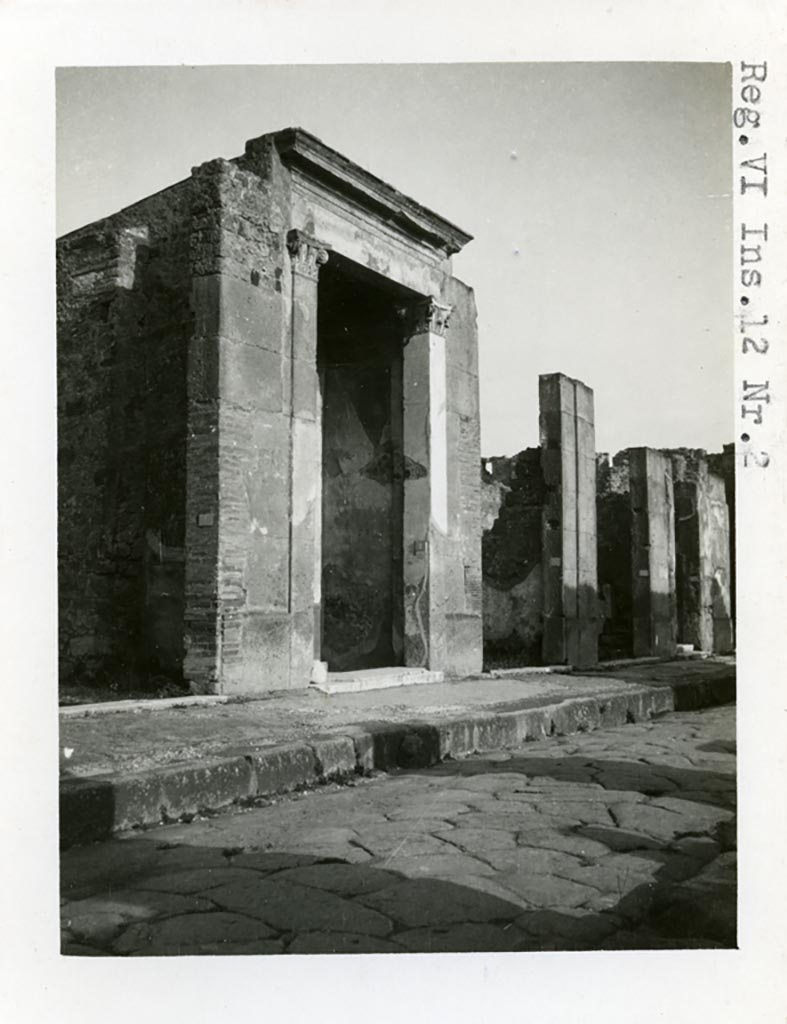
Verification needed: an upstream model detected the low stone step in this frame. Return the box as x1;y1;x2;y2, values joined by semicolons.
311;667;444;695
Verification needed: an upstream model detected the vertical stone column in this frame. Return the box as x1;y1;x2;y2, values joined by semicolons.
286;230;330;685
539;373;598;668
672;453;734;653
629;448;677;658
400;297;452;670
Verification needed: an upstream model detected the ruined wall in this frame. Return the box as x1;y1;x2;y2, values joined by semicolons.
57;180;193;690
670;450;734;653
481;451;545;667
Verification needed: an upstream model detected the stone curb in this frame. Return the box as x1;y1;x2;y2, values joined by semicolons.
59;672;734;849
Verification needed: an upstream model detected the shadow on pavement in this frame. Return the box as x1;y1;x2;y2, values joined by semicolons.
60;744;737;956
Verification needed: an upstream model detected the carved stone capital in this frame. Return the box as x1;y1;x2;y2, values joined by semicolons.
397;297;453;339
286;229;330;280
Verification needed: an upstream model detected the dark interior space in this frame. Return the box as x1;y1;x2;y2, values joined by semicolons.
597;491;634;660
317;257;412;672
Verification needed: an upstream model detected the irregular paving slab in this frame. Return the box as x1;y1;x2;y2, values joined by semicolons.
357;877;522;928
434;826;519;855
113;911;278;956
346;827;452;861
286;932;404;955
516;906;620;944
129;866;264;894
62;891;215;944
208;877;394;936
393;922;522;953
491;870;600;910
273;862;395;897
606;801;693;841
371;852;498;881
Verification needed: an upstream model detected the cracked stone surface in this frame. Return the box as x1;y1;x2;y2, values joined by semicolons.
61;705;736;955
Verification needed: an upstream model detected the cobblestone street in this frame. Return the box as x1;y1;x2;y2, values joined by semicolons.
61;705;736;955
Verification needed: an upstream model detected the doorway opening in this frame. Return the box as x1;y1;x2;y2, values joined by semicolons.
317;256;413;672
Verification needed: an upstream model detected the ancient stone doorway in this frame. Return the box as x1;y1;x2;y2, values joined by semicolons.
317;258;410;671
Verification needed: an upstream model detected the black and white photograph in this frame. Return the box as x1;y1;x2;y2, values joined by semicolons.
56;60;737;954
1;3;786;1023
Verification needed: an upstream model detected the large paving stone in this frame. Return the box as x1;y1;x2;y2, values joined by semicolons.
61;942;111;956
528;799;621;827
273;862;395;897
556;851;665;893
607;802;692;841
226;851;319;873
493;870;599;909
112;911;278;955
357;877;522;928
481;845;587;877
62;891;215;943
287;932;403;955
646;853;737;946
60;838;167;900
393;922;520;953
374;852;497;881
646;795;734;829
515;907;619;945
208;877;394;936
348;825;452;860
515;828;612;859
434;826;518;855
130;866;263;894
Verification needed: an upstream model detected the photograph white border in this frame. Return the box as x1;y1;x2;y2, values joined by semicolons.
1;2;785;1022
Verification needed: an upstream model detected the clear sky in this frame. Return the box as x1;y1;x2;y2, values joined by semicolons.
57;62;732;456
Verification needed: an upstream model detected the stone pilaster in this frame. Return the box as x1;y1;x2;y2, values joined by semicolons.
286;230;330;684
400;297;452;670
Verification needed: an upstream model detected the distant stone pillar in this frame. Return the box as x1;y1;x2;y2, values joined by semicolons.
539;373;598;668
672;454;734;654
400;297;452;670
629;448;677;658
286;230;330;684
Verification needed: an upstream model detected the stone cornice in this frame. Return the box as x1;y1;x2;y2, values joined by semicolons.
271;128;473;258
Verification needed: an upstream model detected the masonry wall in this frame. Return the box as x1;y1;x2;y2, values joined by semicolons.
184;151;294;694
481;450;546;667
57;181;193;690
59;131;485;695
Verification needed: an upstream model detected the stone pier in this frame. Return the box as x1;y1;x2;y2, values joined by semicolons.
539;374;598;668
671;451;734;654
629;448;677;659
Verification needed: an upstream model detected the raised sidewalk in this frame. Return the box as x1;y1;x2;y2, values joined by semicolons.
59;658;734;849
